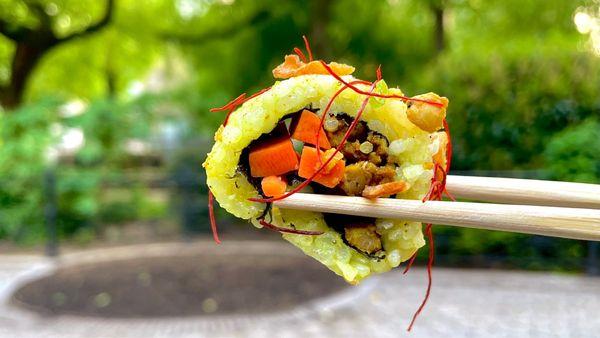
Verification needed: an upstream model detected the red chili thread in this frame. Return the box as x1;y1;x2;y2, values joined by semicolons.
407;223;434;331
259;219;324;235
210;93;247;113
210;93;246;113
293;47;308;63
441;119;455;200
315;79;373;164
403;252;417;274
249;81;378;204
315;66;382;161
443;119;452;174
407;117;453;330
316;65;380;162
444;186;456;202
423;164;443;202
319;61;444;107
246;86;272;101
221;107;239;126
210;87;272;126
208;190;221;244
302;35;313;61
210;93;246;126
408;165;444;331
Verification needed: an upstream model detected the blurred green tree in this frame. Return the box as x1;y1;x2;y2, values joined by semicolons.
0;98;58;241
0;0;113;108
544;118;600;183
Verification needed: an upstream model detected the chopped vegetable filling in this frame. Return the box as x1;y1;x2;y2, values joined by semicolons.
248;136;299;177
340;161;396;196
261;175;287;197
298;146;345;188
344;225;382;254
240;108;416;257
362;181;410;199
325;114;389;165
290;109;331;149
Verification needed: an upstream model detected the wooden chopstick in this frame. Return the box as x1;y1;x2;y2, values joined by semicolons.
445;175;600;209
274;193;600;241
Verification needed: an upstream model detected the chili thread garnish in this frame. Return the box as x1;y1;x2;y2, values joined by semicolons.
245;86;272;102
210;87;272;126
293;47;308;63
315;65;382;161
210;93;246;113
208;190;221;244
319;61;444;107
442;119;452;175
249;81;378;204
259;219;324;235
210;93;246;126
407;223;434;331
315;79;373;163
441;119;455;201
302;35;313;61
422;164;444;202
407;116;453;330
210;93;247;113
403;252;417;274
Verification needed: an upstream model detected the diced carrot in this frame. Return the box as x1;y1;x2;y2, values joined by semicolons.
249;137;299;177
261;176;288;197
290;110;331;149
298;146;345;188
320;148;343;173
362;181;410;199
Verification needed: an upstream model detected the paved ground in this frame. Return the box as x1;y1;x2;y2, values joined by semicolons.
1;241;599;338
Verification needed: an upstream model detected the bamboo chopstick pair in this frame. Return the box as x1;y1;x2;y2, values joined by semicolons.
274;176;600;241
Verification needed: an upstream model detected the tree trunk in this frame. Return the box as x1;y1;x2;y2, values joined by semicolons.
106;44;117;98
432;4;445;54
1;42;47;109
309;0;333;60
0;0;113;111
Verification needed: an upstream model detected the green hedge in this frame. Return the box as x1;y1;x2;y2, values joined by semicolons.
411;42;600;171
544;118;600;183
409;44;599;269
0;97;167;243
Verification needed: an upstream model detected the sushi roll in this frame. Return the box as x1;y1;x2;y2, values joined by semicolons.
203;46;450;285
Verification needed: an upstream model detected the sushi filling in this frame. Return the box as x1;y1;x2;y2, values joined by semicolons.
237;108;405;258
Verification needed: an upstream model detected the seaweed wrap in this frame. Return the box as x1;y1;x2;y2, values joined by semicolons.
203;45;450;286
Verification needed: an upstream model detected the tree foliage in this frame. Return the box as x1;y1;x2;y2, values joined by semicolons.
0;98;58;241
0;0;114;108
544;118;600;183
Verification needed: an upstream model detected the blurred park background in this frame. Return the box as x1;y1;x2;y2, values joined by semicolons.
1;0;600;270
